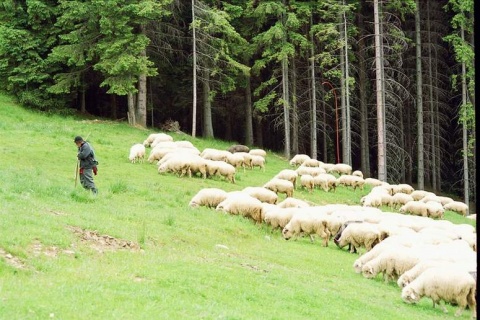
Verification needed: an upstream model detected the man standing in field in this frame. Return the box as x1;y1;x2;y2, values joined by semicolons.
74;136;98;195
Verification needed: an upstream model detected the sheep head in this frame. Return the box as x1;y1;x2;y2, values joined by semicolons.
401;287;419;304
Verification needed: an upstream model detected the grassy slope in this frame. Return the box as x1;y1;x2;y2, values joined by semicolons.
0;94;476;320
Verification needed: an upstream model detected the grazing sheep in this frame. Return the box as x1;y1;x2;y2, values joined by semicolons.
226;153;246;171
143;133;173;147
150;135;175;148
410;190;434;201
313;173;338;192
276;197;310;208
187;156;208;179
295;165;326;177
337;175;365;191
397;260;477;289
282;213;331;247
201;148;231;161
128;143;146;163
274;169;298;188
391;192;415;209
361;194;382;208
263;178;294;198
148;147;177;163
329;163;353;176
227;144;250;153
157;156;191;177
249;148;267;158
189;188;228;208
289;154;311;166
397;183;415;194
401;266;476;318
263;207;300;231
301;159;322;167
216;192;264;223
399;201;430;217
234;152;253;169
362;246;420;283
352;170;363;178
335;222;388;253
436;196;454;206
242;187;278;204
425;201;444;219
300;174;315;193
250;155;266;171
443;201;469;217
364;178;385;187
174;140;195;149
214;161;236;183
353;242;408;274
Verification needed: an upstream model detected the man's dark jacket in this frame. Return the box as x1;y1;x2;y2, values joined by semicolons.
77;142;97;169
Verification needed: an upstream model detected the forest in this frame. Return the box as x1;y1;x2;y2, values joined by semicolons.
0;0;475;207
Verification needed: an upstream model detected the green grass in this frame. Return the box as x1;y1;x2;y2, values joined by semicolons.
0;93;476;320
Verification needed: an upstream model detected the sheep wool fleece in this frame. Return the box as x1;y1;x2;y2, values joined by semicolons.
77;141;98;193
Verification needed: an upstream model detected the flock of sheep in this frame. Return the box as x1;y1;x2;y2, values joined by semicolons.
129;134;477;318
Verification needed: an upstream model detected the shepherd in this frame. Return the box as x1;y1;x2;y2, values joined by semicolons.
74;135;98;195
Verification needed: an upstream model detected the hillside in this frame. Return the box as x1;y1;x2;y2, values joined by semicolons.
0;94;476;320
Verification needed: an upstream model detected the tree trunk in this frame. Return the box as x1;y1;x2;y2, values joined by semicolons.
127;92;136;125
80;88;86;114
111;94;117;119
202;71;214;138
136;54;147;128
244;74;254;146
310;42;317;160
374;0;386;181
291;59;298;155
282;56;290;159
461;26;469;208
342;3;352;166
357;9;370;177
426;3;437;191
415;0;425;190
191;0;198;137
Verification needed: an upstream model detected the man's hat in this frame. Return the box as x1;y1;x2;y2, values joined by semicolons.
74;136;83;142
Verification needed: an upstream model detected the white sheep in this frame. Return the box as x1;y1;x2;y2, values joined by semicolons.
213;161;236;183
150;134;174;148
361;246;420;283
289;154;311;166
397;259;477;289
410;190;435;201
226;152;246;171
128;143;146;163
401;266;476;318
351;170;363;178
157;156;191;177
425;201;444;219
189;188;228;208
274;169;298;188
250;155;266;171
364;178;385;187
249;148;267;158
391;192;414;209
399;201;429;217
143;133;173;147
436;195;454;206
263;207;300;231
282;213;330;247
234;152;253;169
329;163;352;176
200;148;231;162
300;174;315;193
295;165;326;177
313;173;338;192
335;222;388;253
337;175;365;191
174;140;195;149
443;201;469;217
263;178;294;198
360;194;382;208
276;197;311;208
216;192;264;223
242;186;278;204
397;183;415;194
301;158;322;167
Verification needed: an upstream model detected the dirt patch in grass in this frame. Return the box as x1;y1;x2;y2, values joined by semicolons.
30;240;76;258
67;226;140;253
0;248;27;269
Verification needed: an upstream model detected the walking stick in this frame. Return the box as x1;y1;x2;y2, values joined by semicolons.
74;159;79;187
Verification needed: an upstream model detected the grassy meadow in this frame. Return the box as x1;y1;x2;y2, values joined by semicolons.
0;93;476;320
